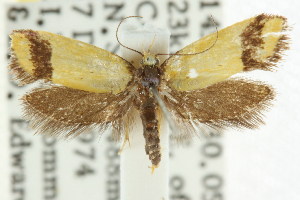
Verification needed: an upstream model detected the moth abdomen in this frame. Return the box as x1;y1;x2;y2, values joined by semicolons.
143;124;161;166
139;97;161;167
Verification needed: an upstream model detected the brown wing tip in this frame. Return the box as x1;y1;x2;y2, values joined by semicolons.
255;13;289;29
9;29;53;83
8;30;39;85
8;53;36;85
269;34;290;64
241;13;290;72
263;14;290;69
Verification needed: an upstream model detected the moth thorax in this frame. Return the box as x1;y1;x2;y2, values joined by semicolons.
141;54;159;66
140;54;160;88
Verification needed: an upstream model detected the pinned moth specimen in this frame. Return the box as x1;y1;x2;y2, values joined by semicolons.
8;14;289;168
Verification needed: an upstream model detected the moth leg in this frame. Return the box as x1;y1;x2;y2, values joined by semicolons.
118;127;131;154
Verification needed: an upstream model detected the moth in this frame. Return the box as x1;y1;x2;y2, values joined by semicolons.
9;14;289;168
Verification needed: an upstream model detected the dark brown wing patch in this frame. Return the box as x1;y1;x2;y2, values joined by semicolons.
25;30;53;80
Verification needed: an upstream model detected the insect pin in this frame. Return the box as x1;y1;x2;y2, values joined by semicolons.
8;14;289;168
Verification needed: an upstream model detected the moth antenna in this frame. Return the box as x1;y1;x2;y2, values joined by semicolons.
116;16;144;56
156;15;219;56
147;34;157;53
150;87;177;133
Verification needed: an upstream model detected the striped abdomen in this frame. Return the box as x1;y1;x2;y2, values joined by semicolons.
139;97;161;167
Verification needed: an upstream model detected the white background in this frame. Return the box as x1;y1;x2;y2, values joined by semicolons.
223;0;300;200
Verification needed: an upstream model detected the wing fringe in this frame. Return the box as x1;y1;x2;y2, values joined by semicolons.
8;52;37;85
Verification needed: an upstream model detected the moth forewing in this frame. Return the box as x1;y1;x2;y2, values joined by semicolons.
161;14;289;91
9;30;134;94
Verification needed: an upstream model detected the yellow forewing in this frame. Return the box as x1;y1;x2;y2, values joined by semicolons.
162;14;288;91
10;30;133;94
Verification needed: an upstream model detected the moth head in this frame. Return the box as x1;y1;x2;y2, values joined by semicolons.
141;53;159;67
